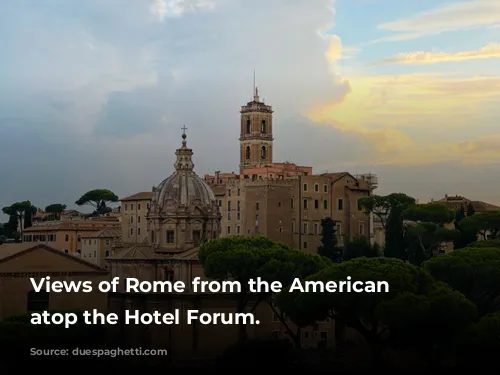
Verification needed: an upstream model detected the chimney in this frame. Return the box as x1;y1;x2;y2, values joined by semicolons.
215;171;220;185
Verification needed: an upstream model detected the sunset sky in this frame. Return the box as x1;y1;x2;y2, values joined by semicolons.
1;0;499;214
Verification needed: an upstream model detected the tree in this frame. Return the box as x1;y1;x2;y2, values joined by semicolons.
360;193;416;260
466;239;500;248
2;201;36;236
198;235;331;343
466;203;476;217
403;203;458;264
1;207;18;238
459;211;500;240
342;236;381;260
317;217;341;262
278;257;476;369
45;204;67;220
75;189;119;216
453;206;477;249
423;247;500;316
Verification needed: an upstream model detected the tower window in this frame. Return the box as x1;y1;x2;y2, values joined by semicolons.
261;146;267;159
246;119;251;133
246;146;251;160
261;120;266;133
166;230;175;243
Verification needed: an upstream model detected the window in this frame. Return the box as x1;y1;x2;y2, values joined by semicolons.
314;184;319;192
237;189;240;196
278;201;281;207
228;201;231;210
292;221;295;233
279;227;283;233
256;202;260;210
228;212;231;220
303;222;308;234
323;184;328;193
193;230;201;246
303;242;307;249
291;198;294;209
105;250;110;257
130;216;134;223
303;199;308;209
261;119;266;133
77;235;81;242
314;223;319;235
130;228;133;236
237;201;240;211
237;225;241;234
165;269;174;282
138;228;141;235
359;223;365;235
105;239;110;245
65;233;69;242
131;204;134;210
237;212;240;220
166;231;175;243
303;183;308;192
138;216;141;223
261;146;267;159
338;199;344;210
218;199;222;207
246;119;251;133
125;204;128;210
27;290;49;312
314;199;319;209
245;146;251;159
227;226;231;234
138;203;141;210
323;200;328;209
228;189;231;197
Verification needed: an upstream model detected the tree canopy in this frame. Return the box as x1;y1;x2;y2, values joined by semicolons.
198;235;332;341
317;217;342;262
423;247;500;316
75;189;119;216
459;211;500;240
45;203;67;220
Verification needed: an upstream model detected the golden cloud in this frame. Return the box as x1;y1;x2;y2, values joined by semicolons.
370;43;500;65
307;73;500;165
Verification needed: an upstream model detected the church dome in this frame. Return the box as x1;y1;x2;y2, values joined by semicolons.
148;132;217;218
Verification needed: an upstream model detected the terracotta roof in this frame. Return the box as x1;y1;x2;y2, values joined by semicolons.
437;195;500;212
81;227;121;239
0;243;108;272
121;192;153;201
23;221;119;233
320;172;350;183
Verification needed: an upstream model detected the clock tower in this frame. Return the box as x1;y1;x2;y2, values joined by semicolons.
239;87;274;172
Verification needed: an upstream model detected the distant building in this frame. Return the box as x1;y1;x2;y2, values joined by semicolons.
81;227;121;268
435;194;500;212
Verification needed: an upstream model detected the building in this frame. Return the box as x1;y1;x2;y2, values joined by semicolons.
0;243;108;320
435;194;500;212
204;87;377;250
120;192;153;244
21;216;120;255
81;227;121;268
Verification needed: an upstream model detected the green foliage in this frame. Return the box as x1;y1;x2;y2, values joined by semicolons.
317;217;341;262
0;311;105;370
75;189;119;216
460;211;500;239
45;203;67;220
2;201;37;233
453;206;478;250
466;239;500;248
403;203;455;225
342;236;381;261
279;257;477;357
423;247;500;316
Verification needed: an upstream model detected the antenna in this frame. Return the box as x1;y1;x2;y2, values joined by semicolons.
253;69;256;96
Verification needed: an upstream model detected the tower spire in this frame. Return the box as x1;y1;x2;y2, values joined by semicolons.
253;70;259;102
174;126;194;171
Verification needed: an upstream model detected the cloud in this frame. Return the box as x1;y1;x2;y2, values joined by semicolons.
307;73;500;164
372;0;500;43
370;43;500;65
150;0;216;21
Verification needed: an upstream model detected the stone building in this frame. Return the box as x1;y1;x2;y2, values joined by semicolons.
0;243;108;320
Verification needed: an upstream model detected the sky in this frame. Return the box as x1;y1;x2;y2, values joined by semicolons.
1;0;499;216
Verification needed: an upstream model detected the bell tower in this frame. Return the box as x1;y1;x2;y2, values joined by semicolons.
239;86;274;172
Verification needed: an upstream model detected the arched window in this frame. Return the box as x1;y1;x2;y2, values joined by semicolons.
246;146;251;160
261;120;266;133
261;146;267;159
27;290;49;312
246;119;251;134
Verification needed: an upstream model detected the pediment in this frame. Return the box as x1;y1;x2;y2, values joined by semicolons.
0;244;107;274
